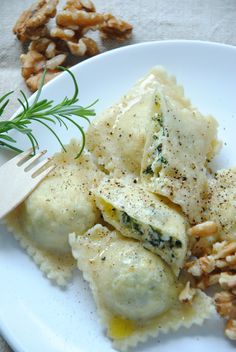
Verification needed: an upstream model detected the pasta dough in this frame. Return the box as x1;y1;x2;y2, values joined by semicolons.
147;66;191;109
69;225;214;351
15;140;103;253
94;178;188;275
86;66;189;178
86;72;158;177
205;168;236;240
72;224;178;320
141;86;219;224
3;215;75;286
5;140;104;284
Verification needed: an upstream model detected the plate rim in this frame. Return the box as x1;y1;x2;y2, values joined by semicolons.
12;39;236;115
1;38;236;352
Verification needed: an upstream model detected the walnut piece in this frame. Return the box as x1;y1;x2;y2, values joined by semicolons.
26;70;60;92
219;272;236;290
13;0;59;42
196;273;220;290
214;291;236;319
21;48;67;91
213;241;236;260
16;25;49;42
45;41;57;58
64;0;96;12
28;37;68;58
187;223;236;342
56;9;104;29
14;0;134;91
67;37;99;56
29;38;52;53
29;37;63;59
50;26;77;41
225;319;236;340
20;50;46;79
226;254;236;265
186;255;216;277
190;236;217;257
186;240;236;278
100;13;133;41
188;221;218;238
178;281;196;303
46;54;67;69
188;221;219;257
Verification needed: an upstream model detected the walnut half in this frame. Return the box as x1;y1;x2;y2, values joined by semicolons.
13;0;59;42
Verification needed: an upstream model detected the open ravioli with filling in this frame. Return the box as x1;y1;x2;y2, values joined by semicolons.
205;168;236;240
69;224;214;351
86;66;191;178
141;83;219;224
5;140;104;285
94;178;188;275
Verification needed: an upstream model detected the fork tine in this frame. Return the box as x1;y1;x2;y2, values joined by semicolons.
0;150;55;219
23;150;47;170
33;164;56;180
11;148;34;166
31;158;52;177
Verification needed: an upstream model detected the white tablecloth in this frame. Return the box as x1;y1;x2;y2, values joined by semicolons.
0;0;236;350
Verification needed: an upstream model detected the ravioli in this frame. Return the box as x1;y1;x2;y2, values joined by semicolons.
86;66;190;178
205;168;236;240
94;178;188;275
69;225;214;351
86;72;158;177
5;140;104;285
147;66;191;109
141;86;219;224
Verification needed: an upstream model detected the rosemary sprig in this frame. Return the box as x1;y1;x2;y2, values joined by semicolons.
0;66;97;158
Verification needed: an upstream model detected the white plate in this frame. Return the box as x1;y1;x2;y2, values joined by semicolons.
0;40;236;352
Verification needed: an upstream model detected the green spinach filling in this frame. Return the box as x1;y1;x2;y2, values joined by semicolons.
121;212;144;236
119;210;182;251
143;108;168;176
143;165;154;175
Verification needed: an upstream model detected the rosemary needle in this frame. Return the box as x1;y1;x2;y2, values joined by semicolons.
0;66;97;158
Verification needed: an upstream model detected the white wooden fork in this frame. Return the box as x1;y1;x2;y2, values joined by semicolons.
0;149;55;219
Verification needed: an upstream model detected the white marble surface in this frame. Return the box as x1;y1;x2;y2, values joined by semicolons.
0;0;236;351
